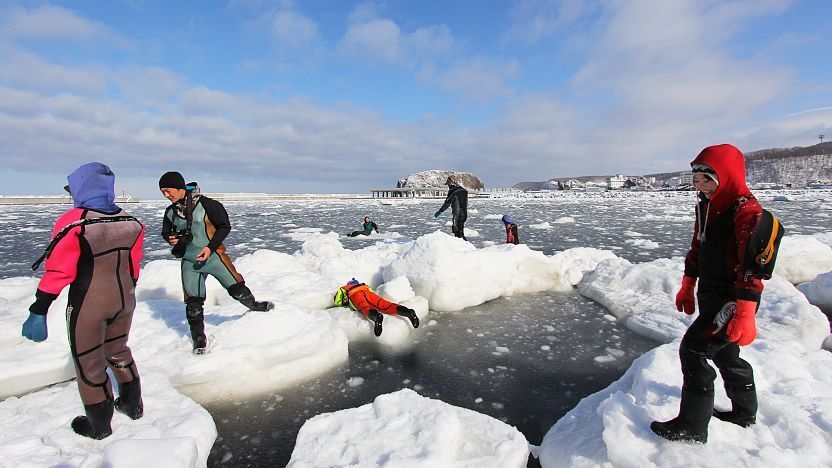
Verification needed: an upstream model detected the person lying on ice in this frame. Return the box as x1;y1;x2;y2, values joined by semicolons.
650;144;765;444
348;216;379;237
333;279;419;336
24;162;145;440
159;171;274;354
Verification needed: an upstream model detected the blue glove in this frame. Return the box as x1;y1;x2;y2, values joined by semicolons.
22;313;48;342
434;211;442;218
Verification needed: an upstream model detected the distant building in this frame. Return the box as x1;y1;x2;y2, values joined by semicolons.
607;174;627;189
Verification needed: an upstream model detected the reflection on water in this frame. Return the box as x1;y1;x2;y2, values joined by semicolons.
205;290;658;466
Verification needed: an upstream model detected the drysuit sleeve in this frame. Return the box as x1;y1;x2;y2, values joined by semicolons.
683;214;701;278
161;206;174;244
733;199;764;302
31;209;84;314
201;197;231;252
438;189;455;213
131;222;145;283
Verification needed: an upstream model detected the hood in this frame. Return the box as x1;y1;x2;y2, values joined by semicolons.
501;214;515;225
66;162;119;212
690;144;752;213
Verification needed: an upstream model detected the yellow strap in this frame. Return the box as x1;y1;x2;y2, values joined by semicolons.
755;216;780;265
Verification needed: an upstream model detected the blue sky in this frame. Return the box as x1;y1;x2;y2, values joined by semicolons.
0;0;830;196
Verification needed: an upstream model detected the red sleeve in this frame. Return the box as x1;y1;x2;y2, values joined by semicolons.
131;223;145;281
38;209;84;295
734;199;764;302
683;215;700;278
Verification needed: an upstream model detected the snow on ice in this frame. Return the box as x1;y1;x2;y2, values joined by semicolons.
287;389;530;467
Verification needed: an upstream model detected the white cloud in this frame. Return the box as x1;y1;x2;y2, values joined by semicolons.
271;9;320;49
338;18;402;63
0;4;133;48
0;45;109;94
434;57;519;101
502;0;597;45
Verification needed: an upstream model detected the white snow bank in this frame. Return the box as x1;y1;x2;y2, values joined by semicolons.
130;301;350;401
0;370;216;468
539;339;832;468
0;277;74;399
288;388;530;467
382;231;567;311
550;248;618;286
578;256;829;348
542;253;832;467
775;235;832;284
797;271;832;312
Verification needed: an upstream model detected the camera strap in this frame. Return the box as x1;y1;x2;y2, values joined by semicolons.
32;215;139;271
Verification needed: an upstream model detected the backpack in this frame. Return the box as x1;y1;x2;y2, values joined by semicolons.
742;208;784;280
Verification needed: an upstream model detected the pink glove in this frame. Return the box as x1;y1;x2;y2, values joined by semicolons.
727;299;757;346
675;276;697;315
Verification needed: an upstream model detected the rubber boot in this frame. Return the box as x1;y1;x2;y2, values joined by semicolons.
397;306;420;328
186;298;208;354
72;399;114;440
228;283;274;312
714;383;757;427
368;309;384;337
115;378;144;420
650;388;713;443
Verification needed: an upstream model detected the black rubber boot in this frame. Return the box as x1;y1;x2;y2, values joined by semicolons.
397;306;420;328
650;388;713;443
115;378;144;420
72;399;114;440
186;298;207;354
368;309;384;337
714;383;757;427
228;283;274;312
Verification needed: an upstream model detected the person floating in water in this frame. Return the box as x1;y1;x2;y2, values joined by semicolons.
333;279;419;336
159;171;274;354
24;162;145;440
434;174;468;240
349;216;379;237
502;214;520;244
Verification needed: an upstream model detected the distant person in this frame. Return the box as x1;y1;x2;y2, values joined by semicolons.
502;214;520;244
349;216;379;237
159;171;274;354
24;162;145;439
434;174;469;240
333;279;419;336
651;144;765;444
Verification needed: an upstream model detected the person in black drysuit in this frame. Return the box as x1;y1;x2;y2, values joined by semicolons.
349;216;379;237
434;174;468;240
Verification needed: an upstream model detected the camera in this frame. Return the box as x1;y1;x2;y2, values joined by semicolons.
170;228;192;258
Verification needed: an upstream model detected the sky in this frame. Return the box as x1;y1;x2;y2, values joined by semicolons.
0;0;830;197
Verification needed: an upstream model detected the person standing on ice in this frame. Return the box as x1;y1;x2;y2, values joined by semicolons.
23;162;145;440
159;171;274;354
333;279;419;336
651;144;764;443
502;214;520;244
348;215;379;237
434;174;469;240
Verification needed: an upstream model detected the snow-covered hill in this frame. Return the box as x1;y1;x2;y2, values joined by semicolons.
397;170;485;189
